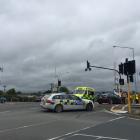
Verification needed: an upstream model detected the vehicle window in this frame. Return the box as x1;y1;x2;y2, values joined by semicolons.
53;95;64;99
60;95;66;99
67;95;73;100
64;95;71;100
74;90;85;94
53;95;58;99
71;95;81;100
88;91;94;95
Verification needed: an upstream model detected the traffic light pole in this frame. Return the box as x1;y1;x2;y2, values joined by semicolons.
85;61;122;96
89;65;121;95
127;75;132;113
113;46;137;103
89;65;121;80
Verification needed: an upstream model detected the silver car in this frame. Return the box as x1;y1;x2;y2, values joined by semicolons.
40;93;94;113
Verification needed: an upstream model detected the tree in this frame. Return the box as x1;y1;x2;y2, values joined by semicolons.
6;88;17;101
7;88;17;96
43;90;51;94
16;91;22;95
0;90;3;95
59;86;69;93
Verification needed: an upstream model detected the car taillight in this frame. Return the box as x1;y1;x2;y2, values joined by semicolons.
46;99;55;104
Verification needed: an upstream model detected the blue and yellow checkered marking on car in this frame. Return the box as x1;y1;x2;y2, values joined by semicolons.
59;99;84;105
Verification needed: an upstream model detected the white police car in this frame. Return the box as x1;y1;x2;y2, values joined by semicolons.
40;93;94;113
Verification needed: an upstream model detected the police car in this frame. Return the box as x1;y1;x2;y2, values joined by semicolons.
40;93;94;113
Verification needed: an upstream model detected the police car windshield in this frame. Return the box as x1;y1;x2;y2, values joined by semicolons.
75;90;85;94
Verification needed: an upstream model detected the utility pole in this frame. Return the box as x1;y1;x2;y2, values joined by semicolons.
3;85;6;93
0;67;4;92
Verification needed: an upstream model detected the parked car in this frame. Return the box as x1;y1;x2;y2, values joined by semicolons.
0;97;6;103
40;93;94;112
97;93;121;104
35;96;42;102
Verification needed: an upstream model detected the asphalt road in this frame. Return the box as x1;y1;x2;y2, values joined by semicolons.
0;102;139;140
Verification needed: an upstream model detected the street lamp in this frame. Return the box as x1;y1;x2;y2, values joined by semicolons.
113;46;135;60
113;46;137;94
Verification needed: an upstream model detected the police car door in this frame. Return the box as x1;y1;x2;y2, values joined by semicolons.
71;95;84;110
61;95;75;110
63;95;77;110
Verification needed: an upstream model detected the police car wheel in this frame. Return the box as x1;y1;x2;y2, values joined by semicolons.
86;103;93;111
55;105;63;113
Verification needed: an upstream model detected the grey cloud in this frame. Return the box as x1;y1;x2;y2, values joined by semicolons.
0;0;140;92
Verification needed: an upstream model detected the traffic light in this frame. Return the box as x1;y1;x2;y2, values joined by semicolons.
123;59;136;76
127;60;136;75
129;75;134;82
58;80;61;87
124;62;128;75
85;60;91;71
119;78;124;85
87;60;90;69
119;63;124;74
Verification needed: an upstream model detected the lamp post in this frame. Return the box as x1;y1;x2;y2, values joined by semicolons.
113;46;135;60
0;67;3;84
113;46;137;96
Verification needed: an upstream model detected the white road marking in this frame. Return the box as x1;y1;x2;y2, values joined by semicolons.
111;110;128;114
122;105;128;111
29;107;39;110
0;110;36;115
47;128;87;140
0;120;58;133
48;126;103;140
74;133;128;140
48;116;125;140
111;105;119;111
111;105;128;114
104;110;120;116
128;117;140;121
108;116;125;122
0;107;38;115
0;111;11;114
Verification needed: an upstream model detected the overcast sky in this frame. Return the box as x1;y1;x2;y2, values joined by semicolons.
0;0;140;92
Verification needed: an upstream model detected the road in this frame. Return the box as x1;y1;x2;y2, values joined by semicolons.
0;102;139;140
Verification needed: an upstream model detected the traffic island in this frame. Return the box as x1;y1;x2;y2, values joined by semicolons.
111;104;140;119
110;105;128;114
